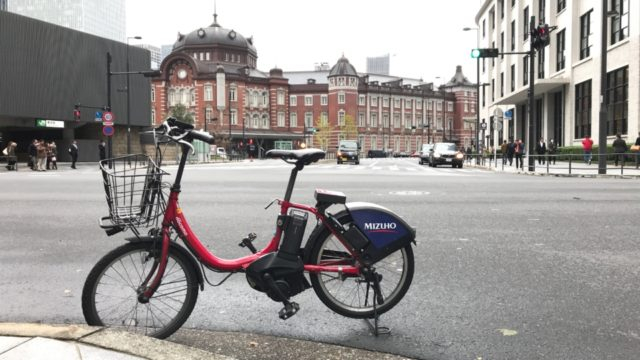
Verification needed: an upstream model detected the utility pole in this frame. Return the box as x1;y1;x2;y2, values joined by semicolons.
527;16;536;172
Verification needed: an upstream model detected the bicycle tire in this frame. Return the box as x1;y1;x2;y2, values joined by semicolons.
81;242;199;339
307;217;414;319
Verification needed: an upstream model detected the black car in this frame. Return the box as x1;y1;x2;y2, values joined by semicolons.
419;144;434;165
337;140;360;165
367;150;387;158
429;142;464;168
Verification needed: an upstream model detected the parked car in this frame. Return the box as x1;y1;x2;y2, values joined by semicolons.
367;150;387;158
429;142;464;168
419;144;434;165
337;140;360;165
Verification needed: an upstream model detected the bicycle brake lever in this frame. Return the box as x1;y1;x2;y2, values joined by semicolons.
264;198;278;210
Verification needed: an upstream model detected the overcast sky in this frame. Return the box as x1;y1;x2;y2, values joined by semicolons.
127;0;484;85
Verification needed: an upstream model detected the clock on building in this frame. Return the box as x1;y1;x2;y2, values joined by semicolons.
177;69;187;79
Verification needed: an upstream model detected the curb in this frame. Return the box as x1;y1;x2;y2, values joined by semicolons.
0;323;234;360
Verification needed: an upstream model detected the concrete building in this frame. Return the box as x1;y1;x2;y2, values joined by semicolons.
366;54;391;75
135;44;162;69
153;14;478;156
7;0;126;42
474;0;638;151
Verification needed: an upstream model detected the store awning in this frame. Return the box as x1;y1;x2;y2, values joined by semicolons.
495;78;570;105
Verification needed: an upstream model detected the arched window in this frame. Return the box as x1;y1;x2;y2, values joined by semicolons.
250;91;258;108
262;92;269;107
252;114;259;128
262;114;270;129
168;89;176;106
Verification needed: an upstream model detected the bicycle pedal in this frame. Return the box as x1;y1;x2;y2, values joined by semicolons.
278;302;300;320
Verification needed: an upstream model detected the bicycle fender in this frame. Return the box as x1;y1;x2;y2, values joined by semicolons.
124;236;205;290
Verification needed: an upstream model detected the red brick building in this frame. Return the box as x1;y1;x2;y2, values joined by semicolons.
152;15;477;155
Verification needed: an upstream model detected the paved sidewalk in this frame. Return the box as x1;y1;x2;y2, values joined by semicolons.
470;158;640;178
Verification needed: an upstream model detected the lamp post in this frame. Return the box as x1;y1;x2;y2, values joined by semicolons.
598;3;619;174
463;26;480;163
126;36;142;155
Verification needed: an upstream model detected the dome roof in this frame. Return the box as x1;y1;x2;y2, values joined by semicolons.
328;56;358;77
172;14;257;56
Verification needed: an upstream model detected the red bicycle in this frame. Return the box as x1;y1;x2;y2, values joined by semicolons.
82;118;415;339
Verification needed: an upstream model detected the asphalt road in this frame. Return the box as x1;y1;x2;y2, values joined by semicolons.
1;158;639;359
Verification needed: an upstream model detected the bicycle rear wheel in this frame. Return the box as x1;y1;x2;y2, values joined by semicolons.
82;242;199;339
307;222;414;319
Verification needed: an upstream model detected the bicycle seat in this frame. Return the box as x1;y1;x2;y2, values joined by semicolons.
266;148;326;165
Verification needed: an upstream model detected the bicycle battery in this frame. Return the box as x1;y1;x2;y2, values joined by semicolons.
277;210;308;259
344;202;415;266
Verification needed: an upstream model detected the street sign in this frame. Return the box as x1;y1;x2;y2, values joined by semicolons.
95;111;103;122
35;119;64;128
102;125;114;137
480;122;487;130
102;112;114;122
504;109;513;118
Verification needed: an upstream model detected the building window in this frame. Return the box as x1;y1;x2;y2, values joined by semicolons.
305;95;313;106
151;87;155;102
276;90;285;105
252;114;259;128
305;112;313;127
190;89;196;105
383;114;389;128
492;41;496;66
320;112;328;126
321;94;328;105
250;91;258;107
557;0;565;12
262;92;269;107
394;98;401;108
382;97;389;107
500;32;504;59
490;9;495;29
338;91;345;104
511;20;516;51
290;112;298;128
482;19;486;38
512;0;516;7
482;86;486;107
500;0;504;19
523;56;529;86
580;10;592;60
371;113;378;127
556;29;565;71
611;0;629;45
359;95;365;106
500;72;504;97
151;109;155;123
538;48;545;79
358;112;365;127
262;115;269;129
491;79;495;101
229;86;237;102
393;114;400;128
205;107;213;122
447;102;453;112
574;80;592;138
338;111;345;126
168;89;175;106
416;100;422;110
277;111;285;127
538;0;546;23
523;6;529;40
606;66;628;135
436;101;442;111
510;64;515;92
290;95;297;106
371;96;378;107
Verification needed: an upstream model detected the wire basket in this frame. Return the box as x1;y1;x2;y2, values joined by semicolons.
100;154;169;227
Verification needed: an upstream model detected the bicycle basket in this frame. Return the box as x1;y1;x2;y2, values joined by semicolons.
100;154;169;227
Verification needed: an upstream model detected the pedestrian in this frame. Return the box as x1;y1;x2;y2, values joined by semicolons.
68;140;79;169
582;135;593;165
634;132;640;169
506;138;515;166
465;145;472;163
500;140;508;165
535;137;547;165
49;141;58;170
612;133;627;166
548;139;557;165
36;139;47;171
98;140;106;161
4;141;17;171
28;139;37;170
514;139;525;170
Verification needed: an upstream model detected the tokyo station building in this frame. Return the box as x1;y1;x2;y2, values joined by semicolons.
152;15;478;154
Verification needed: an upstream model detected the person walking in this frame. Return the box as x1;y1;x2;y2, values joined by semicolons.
98;140;106;161
5;141;17;171
68;140;79;169
28;139;37;170
547;139;557;165
612;133;628;166
36;139;47;171
634;132;640;169
500;140;508;165
535;137;547;165
49;141;58;170
514;139;525;170
582;135;594;165
506;138;515;166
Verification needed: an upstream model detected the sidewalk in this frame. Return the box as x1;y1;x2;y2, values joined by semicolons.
470;158;640;178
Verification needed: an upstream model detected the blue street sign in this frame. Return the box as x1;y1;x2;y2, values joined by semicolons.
504;110;513;118
102;125;114;137
95;111;102;122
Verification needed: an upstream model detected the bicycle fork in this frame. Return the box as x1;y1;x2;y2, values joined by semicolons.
137;228;172;303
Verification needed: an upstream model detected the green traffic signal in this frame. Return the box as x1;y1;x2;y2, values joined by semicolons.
471;49;481;58
470;48;499;59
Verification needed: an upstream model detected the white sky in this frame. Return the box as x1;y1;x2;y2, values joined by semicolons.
127;0;484;85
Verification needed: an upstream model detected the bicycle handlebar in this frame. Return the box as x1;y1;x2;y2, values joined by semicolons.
155;117;215;145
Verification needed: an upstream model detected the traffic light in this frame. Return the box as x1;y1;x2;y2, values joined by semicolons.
532;24;550;50
73;104;81;121
470;48;499;59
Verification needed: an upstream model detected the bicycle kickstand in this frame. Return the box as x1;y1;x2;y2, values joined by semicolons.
363;268;390;336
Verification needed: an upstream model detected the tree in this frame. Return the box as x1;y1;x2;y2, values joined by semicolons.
315;115;333;150
340;114;358;140
170;104;194;124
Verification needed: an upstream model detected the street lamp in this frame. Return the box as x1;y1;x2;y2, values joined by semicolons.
463;26;480;163
126;35;142;156
598;4;619;174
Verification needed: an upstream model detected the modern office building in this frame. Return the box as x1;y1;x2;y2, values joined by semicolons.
0;0;7;11
366;54;391;75
7;0;125;42
152;14;478;155
474;0;637;152
135;44;162;69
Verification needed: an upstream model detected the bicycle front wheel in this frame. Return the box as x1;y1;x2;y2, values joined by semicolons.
81;242;199;339
308;224;414;319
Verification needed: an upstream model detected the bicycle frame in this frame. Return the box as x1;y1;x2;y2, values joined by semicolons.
142;143;360;300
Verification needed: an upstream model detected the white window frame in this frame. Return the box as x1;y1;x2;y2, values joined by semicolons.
290;95;297;106
359;95;366;106
358;112;365;127
338;110;345;126
277;111;285;127
290;112;298;127
277;90;285;105
305;95;313;106
338;91;345;104
204;84;213;101
321;95;328;106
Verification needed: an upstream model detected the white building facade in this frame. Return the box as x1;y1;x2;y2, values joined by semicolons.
7;0;125;42
474;0;638;150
